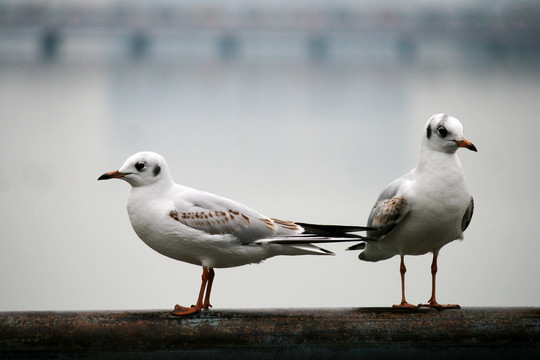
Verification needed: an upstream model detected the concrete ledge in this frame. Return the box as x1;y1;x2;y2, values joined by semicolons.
1;307;538;359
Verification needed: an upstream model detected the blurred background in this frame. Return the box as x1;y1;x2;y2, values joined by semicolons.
1;0;539;311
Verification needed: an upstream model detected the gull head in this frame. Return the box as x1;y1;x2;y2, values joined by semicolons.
98;151;172;188
423;114;477;154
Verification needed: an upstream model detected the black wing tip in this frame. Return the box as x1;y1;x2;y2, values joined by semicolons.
264;237;358;245
295;222;376;236
263;236;379;245
346;242;367;251
321;248;336;255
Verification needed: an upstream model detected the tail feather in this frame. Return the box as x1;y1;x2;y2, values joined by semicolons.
256;236;369;245
254;234;376;255
287;243;335;256
346;242;366;251
258;221;376;254
296;222;375;237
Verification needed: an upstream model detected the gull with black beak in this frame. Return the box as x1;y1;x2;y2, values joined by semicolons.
99;151;371;315
347;114;476;310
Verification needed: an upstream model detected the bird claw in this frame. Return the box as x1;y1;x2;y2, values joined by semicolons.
393;302;417;310
172;304;201;316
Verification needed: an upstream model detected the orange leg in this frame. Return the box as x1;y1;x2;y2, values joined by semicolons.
172;267;215;316
418;252;460;310
393;255;417;309
202;268;215;309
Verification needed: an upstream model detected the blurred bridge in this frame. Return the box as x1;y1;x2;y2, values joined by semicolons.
1;3;539;62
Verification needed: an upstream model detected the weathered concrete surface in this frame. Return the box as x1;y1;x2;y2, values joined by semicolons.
0;307;538;359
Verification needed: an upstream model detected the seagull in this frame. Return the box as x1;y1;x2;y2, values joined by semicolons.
98;151;371;315
347;114;476;310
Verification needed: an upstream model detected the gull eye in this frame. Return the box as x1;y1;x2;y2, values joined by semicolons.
135;162;146;171
437;126;448;138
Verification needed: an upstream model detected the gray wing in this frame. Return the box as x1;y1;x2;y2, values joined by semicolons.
367;176;411;237
171;189;281;244
461;197;474;232
367;196;408;238
347;176;410;250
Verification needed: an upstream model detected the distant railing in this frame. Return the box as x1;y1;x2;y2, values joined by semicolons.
1;307;538;359
2;4;539;63
1;3;539;38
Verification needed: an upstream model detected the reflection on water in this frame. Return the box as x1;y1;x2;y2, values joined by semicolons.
1;53;539;311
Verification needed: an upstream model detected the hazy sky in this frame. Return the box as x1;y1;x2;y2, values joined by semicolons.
1;56;539;311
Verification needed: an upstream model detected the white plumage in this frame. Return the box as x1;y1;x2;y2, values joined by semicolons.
99;151;368;315
348;114;476;309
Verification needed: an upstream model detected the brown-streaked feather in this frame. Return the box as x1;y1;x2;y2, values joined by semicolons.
347;196;408;251
369;196;407;237
169;209;252;236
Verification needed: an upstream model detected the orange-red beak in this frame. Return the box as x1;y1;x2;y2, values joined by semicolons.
98;170;130;180
454;139;477;152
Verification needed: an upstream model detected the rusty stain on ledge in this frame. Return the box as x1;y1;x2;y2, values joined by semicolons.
0;307;538;359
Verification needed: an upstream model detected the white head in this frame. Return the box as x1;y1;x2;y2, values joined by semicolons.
98;151;173;188
422;114;477;154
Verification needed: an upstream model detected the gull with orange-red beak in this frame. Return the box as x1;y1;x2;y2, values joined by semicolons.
347;113;476;310
98;151;372;315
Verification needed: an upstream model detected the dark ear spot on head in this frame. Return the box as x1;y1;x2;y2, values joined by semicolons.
426;125;432;139
153;165;161;176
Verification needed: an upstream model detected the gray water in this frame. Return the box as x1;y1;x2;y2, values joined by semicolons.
1;51;539;311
